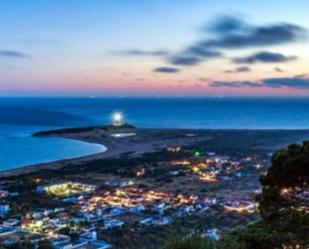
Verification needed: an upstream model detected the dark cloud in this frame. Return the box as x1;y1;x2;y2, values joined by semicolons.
185;45;222;58
225;66;251;73
203;23;306;49
210;81;261;88
206;15;249;34
169;56;201;66
168;44;222;67
262;75;309;89
168;48;221;67
153;15;306;72
233;51;297;64
114;49;169;56
209;75;309;89
0;50;30;58
153;67;179;73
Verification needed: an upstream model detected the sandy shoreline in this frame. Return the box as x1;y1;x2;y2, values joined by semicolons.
2;126;309;178
0;127;172;177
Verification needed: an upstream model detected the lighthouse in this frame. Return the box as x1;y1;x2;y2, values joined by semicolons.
112;112;123;126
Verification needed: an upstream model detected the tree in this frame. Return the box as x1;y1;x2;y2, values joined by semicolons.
10;239;34;249
163;142;309;249
58;226;70;235
37;239;55;249
163;235;215;249
257;141;309;245
70;231;80;242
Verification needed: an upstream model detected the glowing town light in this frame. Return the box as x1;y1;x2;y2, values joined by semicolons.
192;166;200;173
112;112;123;126
199;173;217;182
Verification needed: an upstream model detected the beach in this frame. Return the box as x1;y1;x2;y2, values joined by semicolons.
2;125;309;178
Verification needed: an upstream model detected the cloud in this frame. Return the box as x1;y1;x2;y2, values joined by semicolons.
209;75;309;89
210;81;262;88
274;67;285;73
153;15;306;72
113;49;169;56
0;50;30;58
203;23;306;49
236;66;251;72
153;66;179;73
262;75;309;89
233;51;297;64
169;55;201;66
225;66;251;73
168;46;222;66
184;45;222;58
206;15;249;34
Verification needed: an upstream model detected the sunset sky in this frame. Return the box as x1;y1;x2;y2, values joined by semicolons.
1;0;309;96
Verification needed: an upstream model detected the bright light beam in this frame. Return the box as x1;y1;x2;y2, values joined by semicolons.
112;112;123;126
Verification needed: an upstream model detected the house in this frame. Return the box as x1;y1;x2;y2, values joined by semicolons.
0;190;9;198
139;217;171;226
3;218;20;227
204;198;217;205
169;169;185;176
105;207;126;217
203;229;220;241
32;211;43;219
0;226;16;237
103;219;124;230
139;217;154;226
223;200;257;214
235;172;243;178
90;241;112;249
50;235;72;249
0;203;10;216
76;241;112;249
104;180;134;187
156;217;171;225
0;230;46;246
80;231;97;241
36;186;45;194
129;204;145;214
63;196;79;204
54;239;89;249
80;232;112;249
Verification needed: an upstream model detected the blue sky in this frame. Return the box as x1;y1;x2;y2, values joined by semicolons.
1;0;309;96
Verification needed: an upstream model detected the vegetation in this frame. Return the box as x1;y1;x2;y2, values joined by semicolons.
37;239;54;249
33;123;136;136
164;235;215;249
163;141;309;249
5;239;34;249
5;176;66;216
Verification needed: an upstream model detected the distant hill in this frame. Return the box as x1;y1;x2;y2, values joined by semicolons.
0;107;90;126
33;123;136;136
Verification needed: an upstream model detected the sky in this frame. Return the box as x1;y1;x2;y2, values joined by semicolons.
1;0;309;97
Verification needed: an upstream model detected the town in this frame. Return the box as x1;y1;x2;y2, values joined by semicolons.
0;144;266;249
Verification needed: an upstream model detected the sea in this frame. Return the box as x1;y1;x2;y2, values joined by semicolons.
1;97;309;171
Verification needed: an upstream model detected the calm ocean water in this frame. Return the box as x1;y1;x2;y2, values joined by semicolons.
1;97;309;171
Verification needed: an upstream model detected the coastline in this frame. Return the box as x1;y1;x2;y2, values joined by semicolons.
2;126;309;178
0;138;107;177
